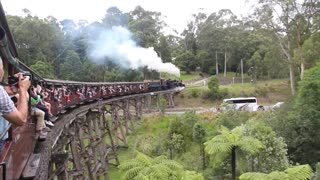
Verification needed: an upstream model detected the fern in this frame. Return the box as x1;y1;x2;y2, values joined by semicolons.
285;165;313;180
120;151;183;180
240;164;313;180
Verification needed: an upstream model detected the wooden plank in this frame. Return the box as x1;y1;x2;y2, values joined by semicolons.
22;154;41;179
38;131;48;142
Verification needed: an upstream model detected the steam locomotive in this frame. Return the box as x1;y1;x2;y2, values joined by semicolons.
0;2;185;179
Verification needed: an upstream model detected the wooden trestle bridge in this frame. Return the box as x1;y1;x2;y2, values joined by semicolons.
33;89;179;180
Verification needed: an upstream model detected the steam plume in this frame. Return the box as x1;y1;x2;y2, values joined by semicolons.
87;26;180;77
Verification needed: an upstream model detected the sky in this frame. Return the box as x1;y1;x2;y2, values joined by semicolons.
0;0;251;34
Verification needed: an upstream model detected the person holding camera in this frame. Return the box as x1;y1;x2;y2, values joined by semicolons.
0;59;30;126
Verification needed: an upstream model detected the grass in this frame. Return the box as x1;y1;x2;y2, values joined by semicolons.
175;78;291;108
180;72;202;82
160;71;202;83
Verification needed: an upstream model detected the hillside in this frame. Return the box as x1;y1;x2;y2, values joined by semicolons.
174;72;291;109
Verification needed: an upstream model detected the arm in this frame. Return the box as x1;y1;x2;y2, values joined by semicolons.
3;75;30;126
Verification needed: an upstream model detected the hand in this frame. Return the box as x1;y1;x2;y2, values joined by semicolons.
17;73;31;91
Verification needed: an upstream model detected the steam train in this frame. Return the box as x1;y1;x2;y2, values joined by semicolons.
0;2;184;179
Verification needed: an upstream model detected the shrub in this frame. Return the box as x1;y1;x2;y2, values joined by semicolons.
208;76;219;94
190;89;199;98
254;86;268;97
217;88;229;99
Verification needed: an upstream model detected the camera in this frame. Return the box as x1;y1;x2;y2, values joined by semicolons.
8;71;32;87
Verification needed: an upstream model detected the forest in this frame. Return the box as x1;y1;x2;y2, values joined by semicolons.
4;0;320;179
7;0;319;91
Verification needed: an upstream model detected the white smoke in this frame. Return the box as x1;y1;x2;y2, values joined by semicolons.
87;26;180;77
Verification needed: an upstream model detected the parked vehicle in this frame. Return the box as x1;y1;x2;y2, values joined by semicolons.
272;102;284;109
222;97;264;111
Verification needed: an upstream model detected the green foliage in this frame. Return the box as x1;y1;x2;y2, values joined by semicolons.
296;63;320;127
243;120;289;173
128;6;163;48
190;89;199;98
201;88;229;100
179;71;202;82
181;171;204;180
193;123;206;144
196;50;212;74
254;86;268;97
30;61;55;79
205;126;264;179
214;110;251;130
208;76;219;93
313;163;320;180
265;63;320;166
59;50;82;80
240;164;313;180
174;51;197;74
157;95;167;114
205;126;264;157
167;133;185;153
119;152;184;180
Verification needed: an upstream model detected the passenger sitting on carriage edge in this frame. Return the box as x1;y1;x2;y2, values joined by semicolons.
35;85;53;117
0;59;30;126
30;87;54;127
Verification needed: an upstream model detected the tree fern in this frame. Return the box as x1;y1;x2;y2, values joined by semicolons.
239;165;313;180
181;171;204;180
119;152;183;180
204;126;264;180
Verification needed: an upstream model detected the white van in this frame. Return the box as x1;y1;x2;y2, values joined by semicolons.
222;97;264;111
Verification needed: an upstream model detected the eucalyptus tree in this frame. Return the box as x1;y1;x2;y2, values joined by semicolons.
155;35;172;63
174;51;197;74
294;31;320;71
254;0;319;94
181;11;207;54
204;126;264;180
197;9;243;77
102;7;129;28
59;50;82;81
128;6;164;48
7;14;64;69
196;50;212;74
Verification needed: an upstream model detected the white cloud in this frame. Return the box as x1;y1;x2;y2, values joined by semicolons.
1;0;249;33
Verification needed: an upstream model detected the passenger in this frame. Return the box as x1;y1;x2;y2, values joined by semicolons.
76;88;85;100
36;85;53;117
63;87;71;102
0;59;30;126
31;87;54;127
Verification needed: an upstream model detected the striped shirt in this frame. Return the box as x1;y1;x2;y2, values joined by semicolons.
0;86;16;116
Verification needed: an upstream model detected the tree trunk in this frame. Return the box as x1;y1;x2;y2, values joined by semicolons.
224;51;227;77
289;63;295;95
169;148;173;159
300;62;305;80
216;51;219;76
231;147;236;180
201;144;206;170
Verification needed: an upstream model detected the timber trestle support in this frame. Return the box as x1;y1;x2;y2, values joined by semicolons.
35;91;179;180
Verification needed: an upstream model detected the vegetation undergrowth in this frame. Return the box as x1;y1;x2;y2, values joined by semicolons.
176;78;290;108
109;109;304;180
